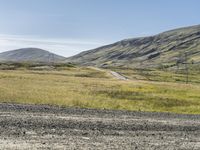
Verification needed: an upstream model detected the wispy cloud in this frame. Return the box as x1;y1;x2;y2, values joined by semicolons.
0;34;106;57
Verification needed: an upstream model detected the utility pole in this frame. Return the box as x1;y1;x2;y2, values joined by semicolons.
48;53;51;66
51;53;55;66
184;52;189;84
176;53;183;74
139;61;144;75
48;53;55;66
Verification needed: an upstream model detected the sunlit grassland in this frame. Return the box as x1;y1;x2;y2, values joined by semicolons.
0;67;200;114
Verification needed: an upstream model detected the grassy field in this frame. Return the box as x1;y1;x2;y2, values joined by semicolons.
0;65;200;114
108;66;200;84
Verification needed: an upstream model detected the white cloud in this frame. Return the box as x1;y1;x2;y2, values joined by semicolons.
0;34;106;57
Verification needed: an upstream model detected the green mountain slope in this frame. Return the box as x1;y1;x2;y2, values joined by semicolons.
68;25;200;68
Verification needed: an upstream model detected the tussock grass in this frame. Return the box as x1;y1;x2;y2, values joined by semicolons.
0;67;200;114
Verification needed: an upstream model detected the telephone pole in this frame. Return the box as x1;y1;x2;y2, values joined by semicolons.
48;53;55;66
184;52;189;84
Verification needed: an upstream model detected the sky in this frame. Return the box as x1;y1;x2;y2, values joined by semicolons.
0;0;199;57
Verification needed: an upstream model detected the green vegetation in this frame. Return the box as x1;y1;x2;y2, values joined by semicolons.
0;65;200;114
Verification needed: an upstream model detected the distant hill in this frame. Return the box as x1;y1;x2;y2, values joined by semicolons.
0;48;66;63
68;25;200;68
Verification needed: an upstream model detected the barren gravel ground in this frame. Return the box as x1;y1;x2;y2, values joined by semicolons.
0;103;200;150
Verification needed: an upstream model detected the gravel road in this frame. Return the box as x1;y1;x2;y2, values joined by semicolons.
89;67;128;80
0;103;200;150
110;71;128;80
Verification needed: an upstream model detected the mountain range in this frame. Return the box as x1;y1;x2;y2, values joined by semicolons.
0;25;200;68
68;25;200;68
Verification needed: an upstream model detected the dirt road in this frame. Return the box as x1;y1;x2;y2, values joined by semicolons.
0;103;200;149
89;67;128;80
110;71;128;80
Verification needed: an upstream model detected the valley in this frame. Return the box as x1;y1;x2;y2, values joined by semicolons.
0;25;199;149
0;1;199;149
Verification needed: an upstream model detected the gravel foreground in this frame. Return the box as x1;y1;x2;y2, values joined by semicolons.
0;103;200;150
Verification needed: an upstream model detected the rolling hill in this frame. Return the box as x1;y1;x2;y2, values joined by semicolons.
68;25;200;69
0;48;66;63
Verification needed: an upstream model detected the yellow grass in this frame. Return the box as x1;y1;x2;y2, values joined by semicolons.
0;67;200;114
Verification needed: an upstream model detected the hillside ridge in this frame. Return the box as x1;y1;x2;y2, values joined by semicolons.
68;25;200;68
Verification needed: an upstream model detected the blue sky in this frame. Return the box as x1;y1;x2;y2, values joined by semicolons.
0;0;199;57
